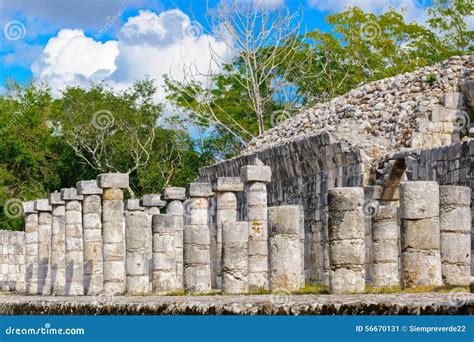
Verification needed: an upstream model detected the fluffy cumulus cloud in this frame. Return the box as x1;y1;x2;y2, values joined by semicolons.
32;9;229;99
31;29;119;92
308;0;428;23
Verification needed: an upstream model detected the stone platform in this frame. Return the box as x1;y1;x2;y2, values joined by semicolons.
0;293;472;315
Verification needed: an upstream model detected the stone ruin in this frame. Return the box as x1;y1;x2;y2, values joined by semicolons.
0;54;473;297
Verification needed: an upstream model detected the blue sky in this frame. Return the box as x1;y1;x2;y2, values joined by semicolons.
0;0;433;97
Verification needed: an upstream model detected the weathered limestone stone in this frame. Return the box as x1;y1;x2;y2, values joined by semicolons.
97;173;129;189
241;161;271;290
125;210;150;295
328;188;365;294
187;183;213;198
439;186;471;286
222;221;248;294
163;187;186;291
77;180;102;195
152;214;176;293
399;181;439;219
125;199;144;211
363;185;384;284
77;180;103;295
7;231;26;293
141;194;167;208
268;206;304;291
241;164;272;183
49;192;66;295
141;194;166;288
371;206;400;287
213;177;243;289
184;185;212;294
23;201;39;295
297;205;305;286
99;173;128;295
400;181;442;289
61;188;84;296
162;187;187;201
34;199;52;295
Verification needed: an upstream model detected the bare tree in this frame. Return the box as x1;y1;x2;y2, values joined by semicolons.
53;82;161;196
208;0;308;135
167;0;311;151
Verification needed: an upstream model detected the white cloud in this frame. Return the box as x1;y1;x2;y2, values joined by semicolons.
31;29;119;93
32;10;229;100
308;0;428;24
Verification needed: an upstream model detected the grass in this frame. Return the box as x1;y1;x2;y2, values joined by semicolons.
365;285;402;294
291;284;329;295
365;284;469;294
159;284;468;297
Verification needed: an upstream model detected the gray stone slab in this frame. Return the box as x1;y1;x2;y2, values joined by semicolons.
141;194;166;207
97;173;130;189
22;201;36;214
125;199;144;211
34;199;52;212
77;180;102;195
240;165;272;183
49;192;65;205
212;177;244;192
61;188;83;201
186;183;213;198
162;187;186;201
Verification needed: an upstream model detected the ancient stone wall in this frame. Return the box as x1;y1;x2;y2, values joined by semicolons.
406;141;473;273
198;133;365;283
0;230;25;292
0;55;472;296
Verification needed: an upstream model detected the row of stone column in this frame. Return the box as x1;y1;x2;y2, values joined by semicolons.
9;159;309;296
0;230;25;292
327;182;471;294
20;174;127;296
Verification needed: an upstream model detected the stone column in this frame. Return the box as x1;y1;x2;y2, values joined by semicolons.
77;180;104;295
98;173;129;295
141;194;166;288
371;206;399;288
297;205;305;287
439;186;471;286
12;231;26;293
23;201;39;295
268;206;304;292
212;177;244;289
62;188;84;296
222;221;248;294
241;159;272;290
34;199;52;295
328;188;365;294
183;183;213;294
125;207;150;295
152;214;176;293
162;187;186;291
400;181;442;288
0;231;7;291
49;192;66;295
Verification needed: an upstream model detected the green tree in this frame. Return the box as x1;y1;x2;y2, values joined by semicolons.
0;81;208;230
289;8;452;105
0;82;86;230
428;0;474;53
